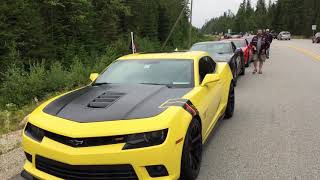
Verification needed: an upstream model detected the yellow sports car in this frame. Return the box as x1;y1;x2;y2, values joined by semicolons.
21;51;234;180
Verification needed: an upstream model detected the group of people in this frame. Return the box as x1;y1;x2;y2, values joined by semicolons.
250;29;273;74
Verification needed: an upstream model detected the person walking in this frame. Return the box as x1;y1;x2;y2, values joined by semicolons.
250;29;270;74
265;29;273;59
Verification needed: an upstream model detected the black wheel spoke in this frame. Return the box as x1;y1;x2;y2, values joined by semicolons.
181;120;203;179
190;151;200;170
191;134;201;145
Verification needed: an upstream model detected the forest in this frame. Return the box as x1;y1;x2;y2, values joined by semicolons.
201;0;320;36
0;0;207;133
0;0;199;105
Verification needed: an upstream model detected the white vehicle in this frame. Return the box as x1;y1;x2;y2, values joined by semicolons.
277;31;291;40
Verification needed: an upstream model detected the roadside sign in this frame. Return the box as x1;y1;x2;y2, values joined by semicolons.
312;25;317;30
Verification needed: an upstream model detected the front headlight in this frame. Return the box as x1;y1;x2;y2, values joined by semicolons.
123;129;168;150
24;123;45;142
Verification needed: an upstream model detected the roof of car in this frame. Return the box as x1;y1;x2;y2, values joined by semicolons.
118;51;209;61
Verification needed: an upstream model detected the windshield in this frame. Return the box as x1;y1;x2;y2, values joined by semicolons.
232;40;246;48
94;60;194;88
191;43;233;54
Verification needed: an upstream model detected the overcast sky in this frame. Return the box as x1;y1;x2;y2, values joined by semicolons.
193;0;259;28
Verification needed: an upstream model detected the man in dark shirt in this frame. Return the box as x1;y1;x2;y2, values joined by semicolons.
265;29;273;58
250;29;270;74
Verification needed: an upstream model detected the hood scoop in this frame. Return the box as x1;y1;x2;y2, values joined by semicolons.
88;91;125;108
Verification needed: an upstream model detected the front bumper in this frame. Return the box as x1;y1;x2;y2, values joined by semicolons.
22;129;184;180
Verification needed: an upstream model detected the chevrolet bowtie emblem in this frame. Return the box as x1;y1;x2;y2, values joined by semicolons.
68;139;84;146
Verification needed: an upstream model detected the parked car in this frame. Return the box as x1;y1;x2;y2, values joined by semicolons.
190;41;245;86
21;51;235;180
277;31;291;40
312;32;320;43
228;38;252;67
244;36;255;63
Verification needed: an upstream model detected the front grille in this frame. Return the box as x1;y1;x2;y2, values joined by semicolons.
36;155;138;180
45;130;126;148
25;122;126;148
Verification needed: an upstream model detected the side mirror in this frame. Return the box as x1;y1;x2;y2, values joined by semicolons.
201;74;220;86
90;73;99;82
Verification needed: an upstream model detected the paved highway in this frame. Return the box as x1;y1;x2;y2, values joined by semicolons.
6;39;320;180
198;39;320;180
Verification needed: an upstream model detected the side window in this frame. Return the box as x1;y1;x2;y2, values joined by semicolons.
199;56;216;83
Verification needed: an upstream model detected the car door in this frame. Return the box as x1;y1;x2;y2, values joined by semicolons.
197;56;223;136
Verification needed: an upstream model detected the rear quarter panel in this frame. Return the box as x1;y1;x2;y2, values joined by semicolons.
215;62;233;106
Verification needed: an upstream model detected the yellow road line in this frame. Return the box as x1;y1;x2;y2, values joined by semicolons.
287;45;320;61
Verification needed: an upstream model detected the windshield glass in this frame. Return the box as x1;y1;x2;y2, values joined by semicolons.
232;40;246;48
191;43;232;54
94;60;194;88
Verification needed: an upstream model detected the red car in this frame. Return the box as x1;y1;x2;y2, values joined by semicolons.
228;38;252;67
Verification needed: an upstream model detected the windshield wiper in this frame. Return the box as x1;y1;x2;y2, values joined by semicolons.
92;82;111;86
139;83;172;88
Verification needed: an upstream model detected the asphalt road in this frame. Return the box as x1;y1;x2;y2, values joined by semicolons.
7;39;320;180
198;39;320;180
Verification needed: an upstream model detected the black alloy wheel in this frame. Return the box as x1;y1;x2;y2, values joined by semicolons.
240;57;245;75
180;119;202;180
232;60;238;87
225;82;235;119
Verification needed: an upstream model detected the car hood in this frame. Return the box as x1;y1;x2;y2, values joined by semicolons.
210;53;233;62
43;84;191;123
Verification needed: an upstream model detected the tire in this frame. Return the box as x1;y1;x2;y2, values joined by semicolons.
180;119;202;180
224;82;235;119
233;67;238;87
245;55;250;67
240;57;245;76
245;60;249;67
230;61;237;87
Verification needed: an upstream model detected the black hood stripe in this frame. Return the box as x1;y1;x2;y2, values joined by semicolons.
44;87;92;116
43;84;192;123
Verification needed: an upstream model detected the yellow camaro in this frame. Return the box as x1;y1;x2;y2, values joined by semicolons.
21;51;234;180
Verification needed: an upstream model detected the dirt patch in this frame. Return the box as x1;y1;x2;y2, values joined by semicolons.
0;147;24;180
0;130;24;179
0;130;22;155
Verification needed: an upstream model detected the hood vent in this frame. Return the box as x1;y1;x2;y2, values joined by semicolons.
88;92;125;108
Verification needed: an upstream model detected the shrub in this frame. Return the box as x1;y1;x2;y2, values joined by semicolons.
136;37;161;52
27;62;47;98
0;65;29;107
68;56;90;87
46;61;69;91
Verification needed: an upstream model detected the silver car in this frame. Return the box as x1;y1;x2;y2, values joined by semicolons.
277;31;291;40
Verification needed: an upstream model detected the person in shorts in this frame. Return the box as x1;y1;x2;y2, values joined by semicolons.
250;29;270;74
